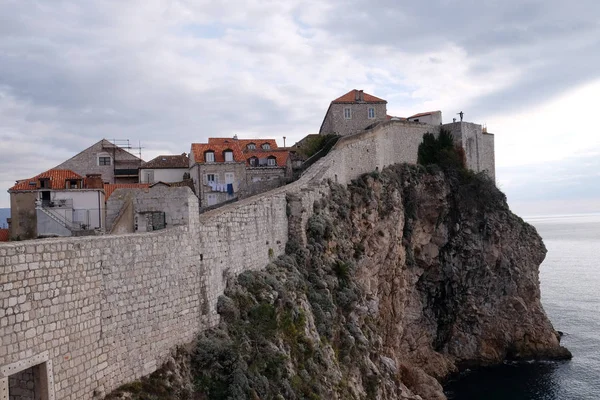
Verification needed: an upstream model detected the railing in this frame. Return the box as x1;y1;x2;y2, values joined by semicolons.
293;135;340;179
114;169;138;176
36;202;102;233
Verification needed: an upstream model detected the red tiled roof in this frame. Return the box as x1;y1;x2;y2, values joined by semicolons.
104;183;150;200
208;138;279;150
9;169;83;191
0;229;8;242
142;154;189;169
244;149;290;167
191;140;245;164
332;89;387;104
408;111;439;119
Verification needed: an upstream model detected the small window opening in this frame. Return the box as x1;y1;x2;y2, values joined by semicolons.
344;107;351;119
98;156;111;166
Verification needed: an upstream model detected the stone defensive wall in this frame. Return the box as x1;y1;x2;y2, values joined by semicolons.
0;120;474;399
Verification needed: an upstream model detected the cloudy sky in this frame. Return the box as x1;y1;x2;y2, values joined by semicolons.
1;0;599;216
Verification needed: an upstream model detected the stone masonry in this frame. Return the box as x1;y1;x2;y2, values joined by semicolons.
0;119;494;399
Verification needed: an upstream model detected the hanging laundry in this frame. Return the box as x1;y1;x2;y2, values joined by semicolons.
227;183;234;195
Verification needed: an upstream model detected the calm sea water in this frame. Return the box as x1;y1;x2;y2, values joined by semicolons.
445;214;600;400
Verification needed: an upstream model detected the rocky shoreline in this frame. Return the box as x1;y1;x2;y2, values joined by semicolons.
105;163;570;400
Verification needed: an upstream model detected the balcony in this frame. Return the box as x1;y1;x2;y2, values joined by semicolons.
114;169;138;177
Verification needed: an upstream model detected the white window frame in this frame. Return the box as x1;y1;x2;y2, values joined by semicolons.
247;143;256;150
224;151;234;162
368;107;375;119
206;173;217;184
261;143;271;150
205;152;215;163
224;172;234;184
98;153;112;166
207;193;218;206
344;107;352;119
267;158;276;166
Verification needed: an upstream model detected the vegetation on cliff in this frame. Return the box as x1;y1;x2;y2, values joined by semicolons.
106;147;569;399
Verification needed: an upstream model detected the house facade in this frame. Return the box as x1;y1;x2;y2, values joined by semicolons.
407;111;442;125
190;138;247;208
55;139;144;184
139;153;189;184
190;137;291;208
8;170;105;240
319;89;388;136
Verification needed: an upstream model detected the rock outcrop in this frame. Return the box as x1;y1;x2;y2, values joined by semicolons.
106;163;570;400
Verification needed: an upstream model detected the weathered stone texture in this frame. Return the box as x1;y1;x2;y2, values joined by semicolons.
443;121;496;180
320;102;387;136
0;119;494;399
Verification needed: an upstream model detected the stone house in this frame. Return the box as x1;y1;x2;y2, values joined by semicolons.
55;139;144;184
407;111;442;125
319;89;388;136
190;138;248;208
190;137;292;208
139;153;189;184
8;169;106;240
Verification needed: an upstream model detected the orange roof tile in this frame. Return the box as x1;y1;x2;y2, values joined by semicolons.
104;183;150;200
332;89;387;104
208;138;279;150
142;154;189;169
9;169;83;191
244;149;290;167
191;140;244;164
0;229;9;242
408;111;439;119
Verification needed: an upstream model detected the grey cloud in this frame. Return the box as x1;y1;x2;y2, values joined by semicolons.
1;0;599;210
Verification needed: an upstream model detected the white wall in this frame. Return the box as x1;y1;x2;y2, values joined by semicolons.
139;168;188;184
49;190;105;229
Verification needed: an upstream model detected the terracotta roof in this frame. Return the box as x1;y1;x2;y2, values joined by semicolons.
244;149;290;167
104;183;150;200
9;169;83;191
408;111;439;119
191;140;245;164
142;154;189;169
0;229;8;242
332;89;387;104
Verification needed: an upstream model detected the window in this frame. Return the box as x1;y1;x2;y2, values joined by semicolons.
225;172;234;184
205;151;215;163
247;143;256;150
207;193;218;206
368;107;375;119
39;178;50;189
66;179;80;189
261;143;271;150
267;157;276;166
206;174;217;184
98;156;111;166
248;157;258;167
344;107;351;119
224;150;234;162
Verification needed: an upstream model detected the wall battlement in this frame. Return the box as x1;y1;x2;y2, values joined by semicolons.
0;120;493;399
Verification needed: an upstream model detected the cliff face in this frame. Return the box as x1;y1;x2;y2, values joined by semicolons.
106;163;569;400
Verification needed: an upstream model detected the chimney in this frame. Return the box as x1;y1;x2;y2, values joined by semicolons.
355;89;364;102
85;174;103;189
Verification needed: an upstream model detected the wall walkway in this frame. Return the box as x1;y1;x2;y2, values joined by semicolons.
0;120;469;399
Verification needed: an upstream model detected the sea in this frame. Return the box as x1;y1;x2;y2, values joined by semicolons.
444;213;600;400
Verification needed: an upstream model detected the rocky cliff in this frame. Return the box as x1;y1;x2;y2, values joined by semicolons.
105;163;570;400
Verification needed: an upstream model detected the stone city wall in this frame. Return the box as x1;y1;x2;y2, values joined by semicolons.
0;119;492;399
